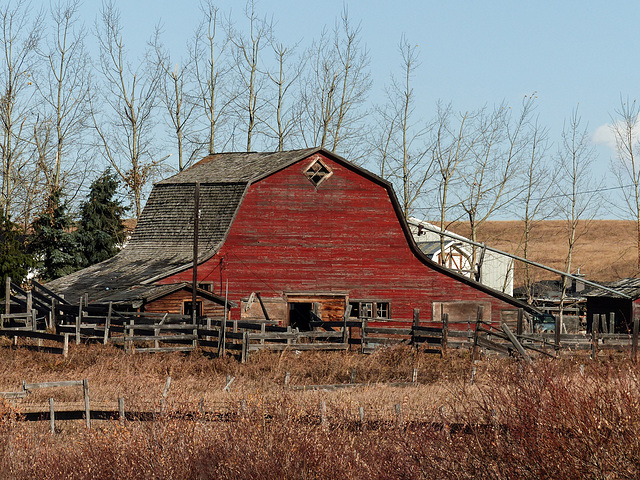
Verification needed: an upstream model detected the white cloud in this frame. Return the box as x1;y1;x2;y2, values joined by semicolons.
591;115;640;153
591;123;617;151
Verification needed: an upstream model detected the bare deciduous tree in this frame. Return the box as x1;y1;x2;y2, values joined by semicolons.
93;2;162;219
34;0;92;194
0;0;42;218
153;27;196;172
300;8;370;159
227;0;271;152
610;97;640;269
455;98;536;269
263;40;304;151
511;117;553;304
374;36;431;219
557;106;599;331
192;0;233;156
432;104;476;263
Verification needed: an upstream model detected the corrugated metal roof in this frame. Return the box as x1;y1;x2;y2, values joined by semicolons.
417;241;445;256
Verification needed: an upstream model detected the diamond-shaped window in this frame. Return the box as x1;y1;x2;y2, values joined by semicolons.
303;159;333;187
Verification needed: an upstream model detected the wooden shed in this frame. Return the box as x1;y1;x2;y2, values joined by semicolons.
47;148;535;327
585;278;640;333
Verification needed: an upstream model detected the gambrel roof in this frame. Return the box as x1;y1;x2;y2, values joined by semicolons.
46;149;321;302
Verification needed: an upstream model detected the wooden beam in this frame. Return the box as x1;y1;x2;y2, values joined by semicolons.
501;323;532;363
256;292;270;322
633;315;639;363
472;305;484;362
192;181;200;325
4;277;10;316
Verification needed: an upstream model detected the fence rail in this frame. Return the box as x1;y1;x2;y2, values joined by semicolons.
7;276;639;362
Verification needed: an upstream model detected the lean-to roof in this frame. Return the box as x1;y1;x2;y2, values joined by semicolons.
585;278;640;299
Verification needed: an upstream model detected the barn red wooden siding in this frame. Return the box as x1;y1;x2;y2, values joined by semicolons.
159;152;517;324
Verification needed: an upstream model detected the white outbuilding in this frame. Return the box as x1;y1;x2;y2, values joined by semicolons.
408;218;514;295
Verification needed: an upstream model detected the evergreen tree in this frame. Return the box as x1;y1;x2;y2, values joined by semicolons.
29;188;82;281
76;169;127;267
0;213;35;291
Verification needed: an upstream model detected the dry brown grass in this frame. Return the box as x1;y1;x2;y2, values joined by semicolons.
446;219;640;285
0;345;639;478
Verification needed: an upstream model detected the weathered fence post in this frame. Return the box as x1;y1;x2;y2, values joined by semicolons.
49;397;55;434
83;378;91;429
4;277;10;317
63;333;69;358
119;397;125;424
633;316;640;363
26;291;32;326
50;298;57;329
350;369;356;384
471;306;484;362
233;320;238;345
126;319;134;353
442;312;449;358
517;308;524;336
412;309;419;349
103;302;112;345
360;316;368;353
600;314;607;345
342;304;352;348
501;322;532;363
221;315;227;357
609;312;615;335
241;331;248;363
591;314;599;359
75;296;83;345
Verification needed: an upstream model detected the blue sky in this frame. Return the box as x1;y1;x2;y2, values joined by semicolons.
38;0;640;214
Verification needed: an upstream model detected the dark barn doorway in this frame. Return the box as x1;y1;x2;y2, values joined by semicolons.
289;302;312;331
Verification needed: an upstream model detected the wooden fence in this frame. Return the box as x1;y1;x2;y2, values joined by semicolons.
1;299;448;360
468;307;640;362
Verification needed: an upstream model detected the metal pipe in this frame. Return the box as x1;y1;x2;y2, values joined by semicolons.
414;222;631;299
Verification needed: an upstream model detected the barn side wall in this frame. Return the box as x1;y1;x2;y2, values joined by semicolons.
143;290;226;318
161;153;520;325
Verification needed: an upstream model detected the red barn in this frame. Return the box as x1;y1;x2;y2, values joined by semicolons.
47;148;533;327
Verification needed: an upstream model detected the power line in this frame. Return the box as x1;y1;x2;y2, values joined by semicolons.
534;183;635;201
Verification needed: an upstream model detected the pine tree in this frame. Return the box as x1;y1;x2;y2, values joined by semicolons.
0;213;35;290
76;169;127;267
29;188;82;281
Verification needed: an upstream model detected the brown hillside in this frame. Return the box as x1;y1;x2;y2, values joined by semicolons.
445;220;640;287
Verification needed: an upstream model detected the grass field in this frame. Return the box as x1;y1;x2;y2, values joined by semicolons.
0;345;639;479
